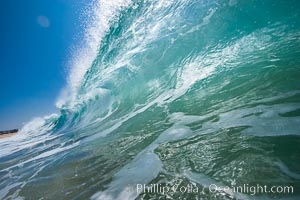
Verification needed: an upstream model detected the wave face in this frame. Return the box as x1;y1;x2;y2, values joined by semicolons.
1;0;300;199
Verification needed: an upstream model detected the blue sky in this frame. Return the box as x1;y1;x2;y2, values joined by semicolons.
0;0;87;130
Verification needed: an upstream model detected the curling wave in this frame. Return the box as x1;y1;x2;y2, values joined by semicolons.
1;0;300;199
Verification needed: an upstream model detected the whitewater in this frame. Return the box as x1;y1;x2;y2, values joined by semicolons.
1;0;300;199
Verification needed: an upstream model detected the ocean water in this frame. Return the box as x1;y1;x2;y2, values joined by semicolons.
1;0;300;199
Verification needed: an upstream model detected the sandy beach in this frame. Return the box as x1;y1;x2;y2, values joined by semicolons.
0;130;18;138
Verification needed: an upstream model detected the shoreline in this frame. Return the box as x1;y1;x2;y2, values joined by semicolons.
0;129;18;138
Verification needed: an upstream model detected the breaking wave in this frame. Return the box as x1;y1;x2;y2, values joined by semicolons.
1;0;300;199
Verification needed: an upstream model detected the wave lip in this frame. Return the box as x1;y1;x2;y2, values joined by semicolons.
57;0;133;110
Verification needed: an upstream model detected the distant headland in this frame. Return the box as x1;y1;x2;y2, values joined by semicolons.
0;129;18;138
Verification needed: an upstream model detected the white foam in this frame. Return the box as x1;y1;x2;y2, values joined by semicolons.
90;112;204;199
57;0;133;108
228;0;237;7
91;151;162;200
0;114;59;158
184;170;249;199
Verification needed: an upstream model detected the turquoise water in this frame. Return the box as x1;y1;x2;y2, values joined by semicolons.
1;0;300;199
